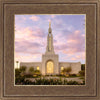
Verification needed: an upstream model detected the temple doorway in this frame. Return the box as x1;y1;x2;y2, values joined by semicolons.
46;61;54;74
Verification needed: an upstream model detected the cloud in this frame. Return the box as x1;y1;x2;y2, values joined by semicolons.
51;15;56;18
15;26;46;42
15;15;85;63
53;29;85;62
15;52;42;62
54;30;85;55
48;19;51;22
15;52;21;61
15;40;44;54
30;15;40;21
15;26;46;59
62;52;85;63
70;52;85;61
15;16;26;24
30;27;46;38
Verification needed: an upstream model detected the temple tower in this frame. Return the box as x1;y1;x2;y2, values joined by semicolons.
45;22;55;54
42;22;59;75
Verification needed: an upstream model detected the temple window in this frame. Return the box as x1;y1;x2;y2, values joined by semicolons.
37;66;39;70
61;66;64;71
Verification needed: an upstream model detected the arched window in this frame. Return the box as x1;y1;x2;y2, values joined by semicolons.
61;66;64;71
37;66;39;70
47;61;54;74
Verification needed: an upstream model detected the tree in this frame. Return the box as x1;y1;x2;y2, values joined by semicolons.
20;66;26;76
34;70;41;75
65;67;72;75
81;64;85;70
79;70;85;76
15;68;21;77
29;67;34;75
61;68;67;75
61;67;72;76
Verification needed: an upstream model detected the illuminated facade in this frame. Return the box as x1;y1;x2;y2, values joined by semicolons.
20;22;81;75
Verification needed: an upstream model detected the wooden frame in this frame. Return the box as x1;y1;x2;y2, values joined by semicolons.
0;0;100;100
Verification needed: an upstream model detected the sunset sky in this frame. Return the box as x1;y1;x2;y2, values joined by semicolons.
15;14;85;64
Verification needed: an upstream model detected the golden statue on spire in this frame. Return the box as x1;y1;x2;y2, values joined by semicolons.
49;21;52;33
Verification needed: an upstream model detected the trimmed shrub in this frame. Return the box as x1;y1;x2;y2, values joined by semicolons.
69;74;77;77
79;70;85;76
24;74;33;78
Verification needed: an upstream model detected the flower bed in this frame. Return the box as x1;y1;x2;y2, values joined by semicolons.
16;77;85;85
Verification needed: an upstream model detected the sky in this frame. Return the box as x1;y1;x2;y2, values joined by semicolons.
15;14;86;64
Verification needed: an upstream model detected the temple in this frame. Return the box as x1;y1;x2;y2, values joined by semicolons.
20;22;81;75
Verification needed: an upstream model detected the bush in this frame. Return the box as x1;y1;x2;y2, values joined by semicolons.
69;74;77;77
15;68;21;77
20;66;26;72
15;77;85;85
15;76;25;85
82;80;85;85
81;64;85;70
61;67;72;75
29;67;34;75
15;68;26;84
34;70;41;75
79;70;85;76
67;80;79;85
24;74;33;78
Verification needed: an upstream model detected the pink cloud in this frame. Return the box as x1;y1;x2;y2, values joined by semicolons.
62;52;85;62
15;26;46;43
15;16;26;23
15;26;46;62
71;52;85;61
48;19;51;22
15;52;42;62
30;16;40;21
54;30;85;55
51;15;56;18
71;57;76;60
15;22;85;63
15;52;22;61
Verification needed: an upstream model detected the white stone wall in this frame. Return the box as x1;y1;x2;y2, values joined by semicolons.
20;62;42;73
42;54;59;75
20;61;81;75
59;62;81;74
70;62;81;74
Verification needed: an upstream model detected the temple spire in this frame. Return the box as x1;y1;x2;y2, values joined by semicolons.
45;22;55;54
48;21;52;33
49;21;51;28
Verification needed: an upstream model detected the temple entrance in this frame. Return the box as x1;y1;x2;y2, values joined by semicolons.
46;61;54;74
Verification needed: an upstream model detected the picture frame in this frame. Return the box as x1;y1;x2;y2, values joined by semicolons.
0;0;100;100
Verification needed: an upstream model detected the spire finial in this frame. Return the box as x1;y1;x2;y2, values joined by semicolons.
48;21;52;33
